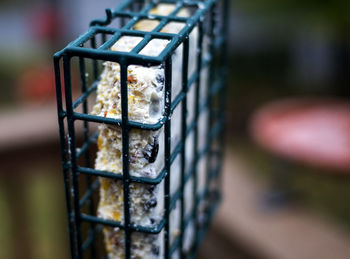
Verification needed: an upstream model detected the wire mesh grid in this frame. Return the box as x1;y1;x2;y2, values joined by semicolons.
54;0;228;258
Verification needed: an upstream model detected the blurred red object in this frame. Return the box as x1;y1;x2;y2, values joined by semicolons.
250;98;350;172
16;65;57;104
29;5;63;44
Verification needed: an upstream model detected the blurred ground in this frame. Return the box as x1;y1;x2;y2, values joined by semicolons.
2;129;350;259
0;138;68;259
207;148;350;259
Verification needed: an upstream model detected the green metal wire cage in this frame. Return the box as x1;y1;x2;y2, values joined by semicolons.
54;0;228;258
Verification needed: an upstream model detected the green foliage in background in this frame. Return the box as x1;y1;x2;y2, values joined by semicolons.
0;184;12;259
26;171;68;259
0;165;68;259
235;0;350;26
234;138;350;230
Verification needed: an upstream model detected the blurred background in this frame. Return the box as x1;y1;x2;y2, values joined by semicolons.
0;0;350;258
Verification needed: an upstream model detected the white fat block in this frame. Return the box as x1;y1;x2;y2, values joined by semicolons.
170;154;181;196
202;34;210;63
185;131;195;173
169;200;181;245
183;220;195;255
171;43;184;102
200;66;209;107
171;103;182;152
198;108;209;152
186;84;196;126
197;154;207;195
188;27;199;80
93;4;199;259
172;249;181;259
184;177;194;217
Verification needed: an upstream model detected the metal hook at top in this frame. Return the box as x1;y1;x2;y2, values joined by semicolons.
90;8;113;27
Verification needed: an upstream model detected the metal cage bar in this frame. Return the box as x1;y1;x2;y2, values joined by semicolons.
120;62;132;258
192;19;204;252
54;0;228;258
63;54;83;257
78;55;97;258
180;37;189;257
164;56;172;259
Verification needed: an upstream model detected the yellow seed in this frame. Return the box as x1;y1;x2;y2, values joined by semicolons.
109;109;117;115
101;179;110;190
133;90;142;96
134;19;160;32
128;95;135;103
113;211;121;221
97;136;103;149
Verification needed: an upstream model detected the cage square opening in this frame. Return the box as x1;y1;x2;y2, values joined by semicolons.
93;177;166;229
111;36;144;53
170;100;182;153
72;55;166;128
78;31;114;50
81;221;105;257
148;3;178;16
160;22;186;34
170;154;181;196
185;130;195;173
130;230;165;258
184;176;194;217
133;19;161;32
182;219;195;255
169;199;181;246
107;16;132;30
